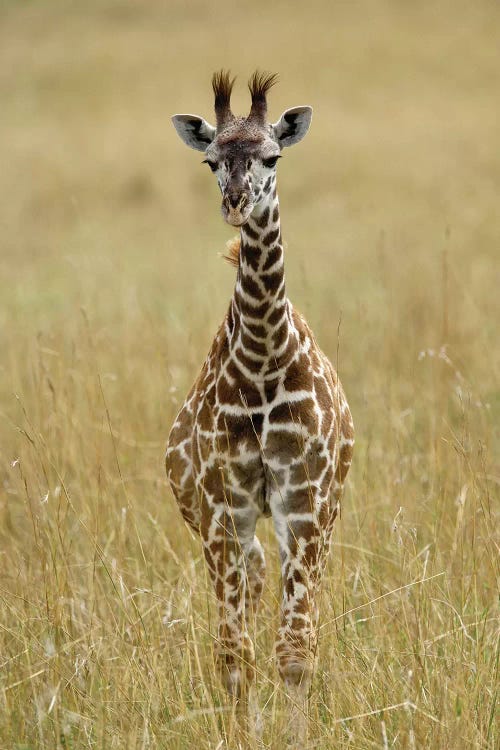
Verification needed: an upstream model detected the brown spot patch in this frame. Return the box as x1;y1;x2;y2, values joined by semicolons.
268;397;317;431
262;246;282;271
317;501;330;527
224;489;251;509
285;353;314;391
263;228;280;247
234;291;270;318
165;450;188;485
289;450;328;485
199;463;223;496
283;487;316;514
217;411;264;445
264;429;303;463
314;375;332;411
241;243;262;271
335;443;353;484
255;207;270;228
272;319;288;349
197;433;212;463
246;322;266;338
262;270;282;294
341;416;355;442
289;520;316;542
264;378;280;402
234;346;263;374
267;305;285;326
226;358;252;385
231;457;264;491
242;223;259;241
218;371;262;408
197;397;215;431
303;540;320;568
240;274;264;301
241;331;267;357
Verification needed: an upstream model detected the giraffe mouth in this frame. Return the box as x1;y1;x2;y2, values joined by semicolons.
225;214;249;227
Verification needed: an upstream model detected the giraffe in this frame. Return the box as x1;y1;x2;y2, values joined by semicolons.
166;71;354;744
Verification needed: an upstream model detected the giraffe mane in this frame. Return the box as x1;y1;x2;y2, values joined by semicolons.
212;70;236;129
222;235;241;267
248;70;278;122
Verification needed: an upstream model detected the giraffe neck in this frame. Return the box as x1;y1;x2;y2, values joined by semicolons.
227;190;296;377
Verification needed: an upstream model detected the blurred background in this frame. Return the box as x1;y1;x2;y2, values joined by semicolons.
1;1;498;748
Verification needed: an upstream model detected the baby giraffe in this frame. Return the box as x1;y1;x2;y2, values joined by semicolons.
166;71;354;744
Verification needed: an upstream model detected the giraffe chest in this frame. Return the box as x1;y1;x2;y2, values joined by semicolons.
189;336;341;506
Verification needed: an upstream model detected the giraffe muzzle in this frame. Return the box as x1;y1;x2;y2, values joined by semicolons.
222;192;253;226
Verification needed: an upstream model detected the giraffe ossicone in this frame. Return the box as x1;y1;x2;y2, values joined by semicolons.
166;70;354;743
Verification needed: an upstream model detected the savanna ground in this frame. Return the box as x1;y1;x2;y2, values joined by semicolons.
0;1;499;748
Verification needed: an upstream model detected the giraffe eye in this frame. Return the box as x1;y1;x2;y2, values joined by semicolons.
203;159;218;172
262;156;280;169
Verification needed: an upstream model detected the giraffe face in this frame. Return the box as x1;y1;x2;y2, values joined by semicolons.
172;101;312;226
203;125;281;226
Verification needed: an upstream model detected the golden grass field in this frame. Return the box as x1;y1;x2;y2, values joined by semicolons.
1;1;499;747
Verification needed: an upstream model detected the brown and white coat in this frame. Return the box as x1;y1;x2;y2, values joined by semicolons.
166;71;354;743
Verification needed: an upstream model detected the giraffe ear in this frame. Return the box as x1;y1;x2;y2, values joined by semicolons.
172;114;216;152
272;106;313;148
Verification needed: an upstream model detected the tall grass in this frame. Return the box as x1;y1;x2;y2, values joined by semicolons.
1;1;498;747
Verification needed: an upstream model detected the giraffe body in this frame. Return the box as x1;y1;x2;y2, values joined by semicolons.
166;71;354;743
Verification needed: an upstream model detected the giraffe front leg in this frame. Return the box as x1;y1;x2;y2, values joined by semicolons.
200;496;261;738
166;399;200;533
245;535;266;625
270;486;332;747
242;535;266;741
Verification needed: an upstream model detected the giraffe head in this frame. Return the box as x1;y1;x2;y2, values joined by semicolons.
172;71;312;227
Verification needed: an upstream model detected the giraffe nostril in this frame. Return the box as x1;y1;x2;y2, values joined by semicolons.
228;194;240;209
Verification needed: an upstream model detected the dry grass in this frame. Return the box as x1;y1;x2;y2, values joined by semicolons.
0;1;499;748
